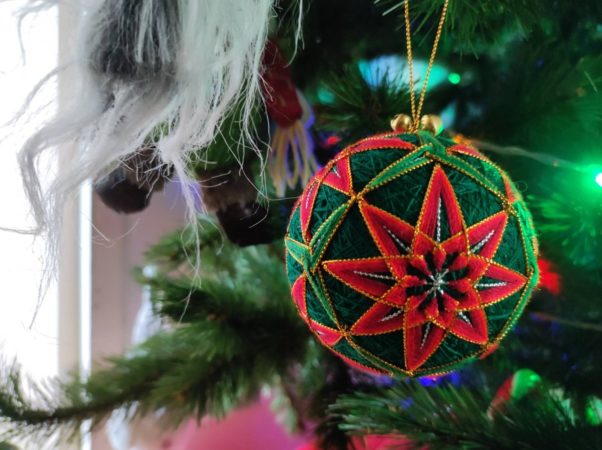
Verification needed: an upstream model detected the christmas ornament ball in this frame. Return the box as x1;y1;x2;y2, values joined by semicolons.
285;130;539;377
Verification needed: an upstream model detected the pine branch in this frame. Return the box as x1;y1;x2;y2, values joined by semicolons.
0;308;309;445
333;381;602;449
0;220;308;446
317;64;411;144
375;0;602;49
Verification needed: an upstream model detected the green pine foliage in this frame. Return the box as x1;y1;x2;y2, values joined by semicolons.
0;222;307;444
332;381;602;449
315;65;411;144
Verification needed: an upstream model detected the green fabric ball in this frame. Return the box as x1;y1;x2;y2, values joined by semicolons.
285;131;539;377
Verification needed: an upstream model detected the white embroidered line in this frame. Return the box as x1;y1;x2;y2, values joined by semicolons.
421;322;432;349
458;311;471;324
380;309;404;322
305;183;316;208
476;281;507;288
471;229;496;254
332;165;341;178
425;270;449;297
353;270;395;281
436;198;442;242
383;225;410;252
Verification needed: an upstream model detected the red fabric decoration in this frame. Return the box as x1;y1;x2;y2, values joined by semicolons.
537;258;562;295
262;40;318;196
262;40;303;127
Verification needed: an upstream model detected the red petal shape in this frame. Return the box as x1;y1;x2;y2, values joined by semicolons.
478;264;527;305
442;293;460;312
348;136;414;156
291;276;308;323
405;303;428;327
449;253;469;271
466;256;490;280
300;178;320;241
401;275;425;288
408;255;430;275
360;203;414;257
433;247;446;271
448;144;484;159
449;278;472;294
310;321;342;346
456;286;481;310
467;211;508;259
413;233;437;256
381;284;409;308
418;165;464;241
323;157;353;194
323;258;394;299
405;322;446;371
441;233;468;256
449;308;488;344
424;298;440;320
503;174;518;203
352;302;406;335
388;258;409;280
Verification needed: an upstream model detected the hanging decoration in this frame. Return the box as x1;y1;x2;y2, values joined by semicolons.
94;146;172;213
285;0;539;377
12;0;299;262
262;40;319;197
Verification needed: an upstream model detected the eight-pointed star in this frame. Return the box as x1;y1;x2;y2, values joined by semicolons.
321;165;527;372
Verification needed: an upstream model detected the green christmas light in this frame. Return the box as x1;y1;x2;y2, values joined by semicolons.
448;72;461;85
595;172;602;188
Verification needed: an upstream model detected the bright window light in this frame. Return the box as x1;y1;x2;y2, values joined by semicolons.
0;2;58;382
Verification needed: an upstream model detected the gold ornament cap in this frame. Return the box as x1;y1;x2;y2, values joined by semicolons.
419;114;444;135
390;114;413;133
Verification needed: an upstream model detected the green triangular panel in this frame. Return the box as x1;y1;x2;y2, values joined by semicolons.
364;149;430;190
483;290;524;339
285;237;308;268
396;133;422;146
421;333;481;371
352;331;405;371
322;203;381;262
435;151;502;196
305;276;338;329
492;215;527;274
310;185;350;237
364;163;433;225
310;202;351;270
332;339;384;371
445;166;503;227
321;269;376;328
454;153;508;196
515;201;539;269
287;205;304;243
350;149;408;192
286;252;304;286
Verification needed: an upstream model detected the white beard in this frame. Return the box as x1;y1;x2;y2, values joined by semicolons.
7;0;302;279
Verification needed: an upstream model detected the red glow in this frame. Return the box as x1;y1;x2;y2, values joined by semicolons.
325;135;342;147
537;258;562;296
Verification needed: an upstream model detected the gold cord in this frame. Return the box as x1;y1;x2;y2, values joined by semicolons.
404;0;450;131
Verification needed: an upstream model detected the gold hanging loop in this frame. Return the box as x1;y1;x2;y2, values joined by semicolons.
402;0;450;132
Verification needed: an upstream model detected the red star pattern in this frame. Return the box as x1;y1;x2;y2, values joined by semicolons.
321;165;528;372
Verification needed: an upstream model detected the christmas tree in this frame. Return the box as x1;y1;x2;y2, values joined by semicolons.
1;0;602;448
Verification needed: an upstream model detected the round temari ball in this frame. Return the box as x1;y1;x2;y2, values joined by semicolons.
285;131;539;377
